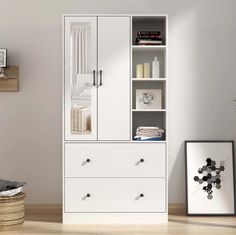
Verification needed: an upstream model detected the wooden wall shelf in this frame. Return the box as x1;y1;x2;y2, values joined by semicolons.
0;66;19;92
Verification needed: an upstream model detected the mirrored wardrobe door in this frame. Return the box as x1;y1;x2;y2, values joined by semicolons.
64;16;97;140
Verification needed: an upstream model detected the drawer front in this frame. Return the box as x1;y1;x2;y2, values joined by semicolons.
65;178;166;212
65;143;166;177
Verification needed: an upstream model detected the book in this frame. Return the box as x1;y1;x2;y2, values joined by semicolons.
71;109;75;131
137;31;161;35
71;106;91;132
136;39;162;45
137;35;162;40
133;136;163;141
136;31;163;45
80;107;91;131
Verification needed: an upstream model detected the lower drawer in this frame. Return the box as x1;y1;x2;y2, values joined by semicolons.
64;178;166;213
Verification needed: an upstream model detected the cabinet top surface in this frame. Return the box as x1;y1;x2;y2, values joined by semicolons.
63;14;168;17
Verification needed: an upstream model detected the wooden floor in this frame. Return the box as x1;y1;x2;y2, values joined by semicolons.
0;205;236;235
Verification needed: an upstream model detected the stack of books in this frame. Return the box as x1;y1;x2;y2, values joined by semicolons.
71;106;91;132
136;31;162;45
134;126;164;141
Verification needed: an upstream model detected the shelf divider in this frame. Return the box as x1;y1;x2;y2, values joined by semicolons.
132;109;166;112
132;78;167;81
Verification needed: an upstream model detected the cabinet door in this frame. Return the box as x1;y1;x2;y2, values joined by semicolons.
64;17;97;140
98;17;130;141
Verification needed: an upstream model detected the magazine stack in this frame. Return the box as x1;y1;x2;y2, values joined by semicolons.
136;31;163;45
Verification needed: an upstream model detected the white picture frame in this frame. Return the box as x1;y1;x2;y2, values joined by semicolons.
185;141;235;215
0;49;7;68
136;89;162;109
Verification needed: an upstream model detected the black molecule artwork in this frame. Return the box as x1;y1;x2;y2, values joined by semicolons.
193;158;225;200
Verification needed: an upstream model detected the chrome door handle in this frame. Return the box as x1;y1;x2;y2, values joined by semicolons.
99;70;103;86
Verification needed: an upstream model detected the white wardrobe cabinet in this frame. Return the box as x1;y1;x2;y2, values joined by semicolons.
63;14;168;224
64;16;130;141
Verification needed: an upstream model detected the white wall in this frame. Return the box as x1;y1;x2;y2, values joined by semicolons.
0;0;235;204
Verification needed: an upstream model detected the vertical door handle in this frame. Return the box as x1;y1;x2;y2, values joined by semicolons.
93;70;96;86
99;70;103;86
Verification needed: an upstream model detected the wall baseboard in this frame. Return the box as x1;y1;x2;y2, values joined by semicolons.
25;203;186;216
25;204;62;215
168;203;186;215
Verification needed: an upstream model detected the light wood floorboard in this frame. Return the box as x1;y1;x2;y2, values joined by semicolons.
0;204;235;235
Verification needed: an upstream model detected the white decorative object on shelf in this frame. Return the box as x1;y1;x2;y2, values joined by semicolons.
136;64;143;78
143;63;151;78
136;89;162;109
152;56;160;78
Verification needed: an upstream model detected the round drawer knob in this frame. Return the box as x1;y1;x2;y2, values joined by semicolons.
86;158;91;163
140;193;144;197
140;158;144;163
86;193;91;198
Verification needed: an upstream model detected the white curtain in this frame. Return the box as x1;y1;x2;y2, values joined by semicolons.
71;25;88;87
71;24;92;101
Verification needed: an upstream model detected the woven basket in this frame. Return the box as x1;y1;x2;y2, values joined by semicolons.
0;193;26;226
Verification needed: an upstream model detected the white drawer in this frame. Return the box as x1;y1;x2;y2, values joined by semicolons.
65;143;166;177
65;178;166;212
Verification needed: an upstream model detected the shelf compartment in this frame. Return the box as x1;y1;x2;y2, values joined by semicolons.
132;111;166;141
132;16;166;46
132;49;166;78
132;80;166;109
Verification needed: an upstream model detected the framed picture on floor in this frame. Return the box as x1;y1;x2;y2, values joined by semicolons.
185;141;235;215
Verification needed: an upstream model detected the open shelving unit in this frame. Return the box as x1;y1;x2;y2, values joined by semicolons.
131;15;168;141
